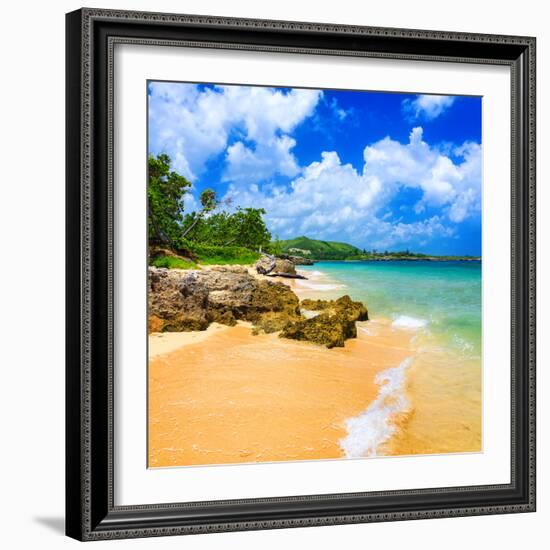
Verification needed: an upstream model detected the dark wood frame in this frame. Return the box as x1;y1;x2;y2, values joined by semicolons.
66;7;536;541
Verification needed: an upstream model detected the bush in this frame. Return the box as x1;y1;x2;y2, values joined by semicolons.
150;255;197;270
190;243;261;265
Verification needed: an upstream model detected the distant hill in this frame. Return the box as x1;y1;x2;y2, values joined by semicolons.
278;236;362;260
276;236;481;262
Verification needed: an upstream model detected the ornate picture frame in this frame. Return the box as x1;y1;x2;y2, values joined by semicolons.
66;7;536;541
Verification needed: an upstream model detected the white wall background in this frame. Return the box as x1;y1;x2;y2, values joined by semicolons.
0;1;545;548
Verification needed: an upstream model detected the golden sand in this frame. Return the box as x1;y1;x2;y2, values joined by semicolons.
148;268;481;467
384;347;481;456
148;321;413;467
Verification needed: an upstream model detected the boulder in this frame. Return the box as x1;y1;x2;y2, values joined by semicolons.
300;295;368;322
255;256;299;275
281;295;368;348
148;268;210;332
280;312;357;349
278;253;315;266
255;255;276;275
148;266;301;333
273;258;297;275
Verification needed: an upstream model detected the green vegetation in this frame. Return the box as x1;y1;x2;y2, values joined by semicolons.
278;236;362;260
148;153;192;245
150;255;197;270
148;154;270;268
188;243;261;265
182;208;271;250
277;236;480;261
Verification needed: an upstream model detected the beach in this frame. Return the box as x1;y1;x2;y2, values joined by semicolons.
148;262;482;468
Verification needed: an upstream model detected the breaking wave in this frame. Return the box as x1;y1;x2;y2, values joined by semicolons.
392;315;428;330
340;358;413;458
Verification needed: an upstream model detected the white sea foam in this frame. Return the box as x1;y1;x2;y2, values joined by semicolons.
392;315;428;330
339;358;413;458
296;281;343;292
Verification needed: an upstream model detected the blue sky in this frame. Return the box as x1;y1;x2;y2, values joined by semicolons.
148;81;482;255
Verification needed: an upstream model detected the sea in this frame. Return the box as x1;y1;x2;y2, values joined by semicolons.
298;260;483;458
300;260;481;357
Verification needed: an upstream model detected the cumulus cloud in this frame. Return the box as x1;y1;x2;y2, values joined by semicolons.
223;135;300;183
148;82;322;181
224;126;480;249
402;94;456;121
363;127;481;222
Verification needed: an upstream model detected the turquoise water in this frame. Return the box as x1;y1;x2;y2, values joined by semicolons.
300;261;482;358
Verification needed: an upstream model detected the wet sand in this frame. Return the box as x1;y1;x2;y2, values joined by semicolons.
384;348;482;456
148;320;413;467
148;267;481;468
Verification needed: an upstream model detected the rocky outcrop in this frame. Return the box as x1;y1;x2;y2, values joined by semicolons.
148;266;300;332
149;267;368;349
148;267;210;332
254;255;308;279
255;255;276;275
278;253;315;266
300;295;369;322
280;312;357;349
281;295;369;348
255;255;297;276
273;258;297;275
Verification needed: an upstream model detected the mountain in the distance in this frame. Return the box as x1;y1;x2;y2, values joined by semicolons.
278;236;362;260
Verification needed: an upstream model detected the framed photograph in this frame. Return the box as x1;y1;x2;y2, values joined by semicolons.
66;8;536;541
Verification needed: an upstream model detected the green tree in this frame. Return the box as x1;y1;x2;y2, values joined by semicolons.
148;153;191;245
224;207;271;250
181;188;220;239
268;236;283;256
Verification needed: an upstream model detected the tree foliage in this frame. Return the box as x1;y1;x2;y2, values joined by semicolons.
183;207;271;251
148;153;271;259
148;153;191;245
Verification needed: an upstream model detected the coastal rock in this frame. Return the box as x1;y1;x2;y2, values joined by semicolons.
281;295;369;348
148;267;367;348
148;268;210;332
300;295;369;322
148;266;300;333
280;312;357;349
278;253;315;266
273;258;297;275
255;255;276;275
255;256;298;276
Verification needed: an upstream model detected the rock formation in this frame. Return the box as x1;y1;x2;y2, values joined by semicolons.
148;267;368;348
281;296;369;348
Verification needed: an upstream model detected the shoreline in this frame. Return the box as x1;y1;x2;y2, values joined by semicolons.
148;262;481;467
148;318;414;467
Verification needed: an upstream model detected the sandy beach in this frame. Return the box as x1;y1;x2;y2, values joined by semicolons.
148;266;481;467
148;319;414;467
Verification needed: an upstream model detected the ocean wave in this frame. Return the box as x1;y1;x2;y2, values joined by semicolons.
340;358;413;458
295;281;344;291
392;315;428;330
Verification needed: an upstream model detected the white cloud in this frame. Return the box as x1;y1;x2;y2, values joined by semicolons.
402;94;456;120
223;135;300;183
148;82;322;182
363;127;481;222
224;127;480;249
329;97;349;121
